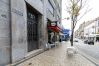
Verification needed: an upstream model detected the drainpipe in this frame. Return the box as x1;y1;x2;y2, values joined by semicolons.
9;0;12;64
95;21;97;42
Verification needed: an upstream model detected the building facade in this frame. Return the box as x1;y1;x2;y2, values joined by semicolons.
94;17;99;41
84;20;95;40
74;29;79;38
78;22;85;39
75;17;99;41
0;0;62;65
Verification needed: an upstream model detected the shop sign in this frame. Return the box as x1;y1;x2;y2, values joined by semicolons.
51;22;56;26
51;21;57;26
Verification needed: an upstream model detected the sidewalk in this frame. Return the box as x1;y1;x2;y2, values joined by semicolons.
15;41;95;66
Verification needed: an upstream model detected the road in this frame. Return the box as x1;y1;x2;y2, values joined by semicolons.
74;39;99;62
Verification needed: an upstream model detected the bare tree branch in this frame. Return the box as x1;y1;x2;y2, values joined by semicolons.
65;0;90;46
77;8;92;21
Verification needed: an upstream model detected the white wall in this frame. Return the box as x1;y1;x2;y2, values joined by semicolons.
84;22;95;37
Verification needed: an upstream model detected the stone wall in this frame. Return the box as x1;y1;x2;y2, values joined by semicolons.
11;0;46;63
0;0;62;65
0;0;10;65
11;0;27;63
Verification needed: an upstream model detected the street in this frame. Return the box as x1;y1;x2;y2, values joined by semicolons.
74;39;99;64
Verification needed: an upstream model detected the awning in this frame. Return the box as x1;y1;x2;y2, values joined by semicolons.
48;26;61;33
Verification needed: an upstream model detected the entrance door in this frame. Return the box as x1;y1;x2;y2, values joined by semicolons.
27;7;38;52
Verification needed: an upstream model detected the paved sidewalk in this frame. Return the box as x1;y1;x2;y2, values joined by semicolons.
16;41;95;66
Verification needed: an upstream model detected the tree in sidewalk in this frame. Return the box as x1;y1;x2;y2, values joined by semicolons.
66;0;91;46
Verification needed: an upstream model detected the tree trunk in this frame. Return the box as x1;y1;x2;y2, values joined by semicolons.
71;18;75;46
71;33;73;46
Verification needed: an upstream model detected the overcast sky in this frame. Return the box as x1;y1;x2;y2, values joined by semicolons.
62;0;99;31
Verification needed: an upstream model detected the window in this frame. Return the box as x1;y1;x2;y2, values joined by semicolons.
86;33;88;35
92;32;94;34
98;28;99;32
47;0;54;16
98;21;99;26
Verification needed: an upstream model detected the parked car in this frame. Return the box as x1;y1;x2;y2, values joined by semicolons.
84;39;94;45
73;38;79;42
74;40;78;42
84;40;88;44
88;39;94;45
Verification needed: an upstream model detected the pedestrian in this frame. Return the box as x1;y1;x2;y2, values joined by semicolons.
59;39;61;42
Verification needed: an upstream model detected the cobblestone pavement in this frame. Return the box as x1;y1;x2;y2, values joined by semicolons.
17;41;95;66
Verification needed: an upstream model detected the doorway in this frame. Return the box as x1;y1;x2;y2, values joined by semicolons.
27;3;38;52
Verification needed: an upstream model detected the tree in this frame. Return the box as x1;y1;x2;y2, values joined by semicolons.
66;0;91;46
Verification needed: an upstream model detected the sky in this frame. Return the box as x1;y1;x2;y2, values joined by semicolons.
62;0;99;31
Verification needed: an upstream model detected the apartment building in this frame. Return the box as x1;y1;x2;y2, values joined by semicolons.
75;17;99;41
84;20;95;40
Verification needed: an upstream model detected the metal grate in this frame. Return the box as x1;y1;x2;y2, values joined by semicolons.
27;10;38;52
